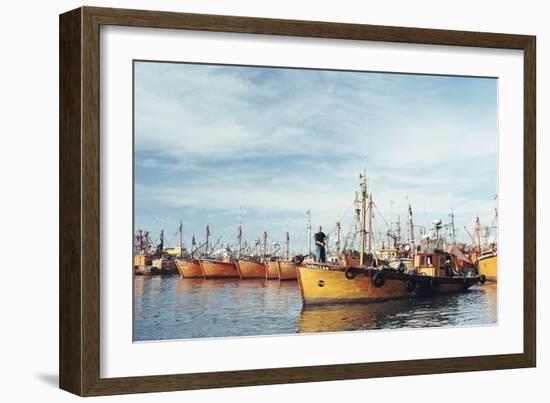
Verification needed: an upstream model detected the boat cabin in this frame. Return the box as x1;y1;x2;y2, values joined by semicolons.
413;249;455;277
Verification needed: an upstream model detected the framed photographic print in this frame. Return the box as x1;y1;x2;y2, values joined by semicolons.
59;6;536;396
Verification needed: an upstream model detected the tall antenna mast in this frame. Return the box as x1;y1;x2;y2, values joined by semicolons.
353;191;360;248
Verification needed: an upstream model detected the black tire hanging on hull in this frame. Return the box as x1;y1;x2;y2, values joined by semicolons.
373;271;385;288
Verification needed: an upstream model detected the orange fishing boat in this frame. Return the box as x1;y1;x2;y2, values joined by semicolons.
298;250;479;305
265;260;279;279
236;259;267;279
199;259;239;279
175;259;204;278
277;260;298;280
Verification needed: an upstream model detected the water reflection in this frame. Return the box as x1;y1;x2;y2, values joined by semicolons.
133;276;496;341
299;283;497;333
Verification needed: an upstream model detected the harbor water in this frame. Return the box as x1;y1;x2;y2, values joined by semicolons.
133;275;497;341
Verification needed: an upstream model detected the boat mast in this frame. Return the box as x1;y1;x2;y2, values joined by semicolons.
367;193;373;253
262;231;268;258
306;209;312;258
237;207;243;258
144;231;150;254
474;214;482;251
396;215;401;245
335;221;341;256
284;231;290;260
448;207;456;245
237;224;242;258
179;221;183;258
408;204;415;251
205;225;210;255
353;191;361;249
159;229;164;254
137;229;145;254
359;172;367;266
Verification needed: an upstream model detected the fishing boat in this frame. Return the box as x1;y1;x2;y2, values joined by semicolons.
175;259;203;278
134;265;154;276
277;260;298;280
236;259;267;279
477;250;497;283
265;260;279;279
151;257;178;274
199;258;239;279
297;172;480;305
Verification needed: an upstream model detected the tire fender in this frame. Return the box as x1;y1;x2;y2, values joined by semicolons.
373;271;385;288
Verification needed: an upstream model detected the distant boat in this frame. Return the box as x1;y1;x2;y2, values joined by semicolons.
151;257;177;274
277;260;298;280
236;259;267;279
175;259;204;278
265;260;279;280
199;259;239;279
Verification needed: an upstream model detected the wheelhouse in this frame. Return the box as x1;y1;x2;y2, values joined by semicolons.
413;249;455;277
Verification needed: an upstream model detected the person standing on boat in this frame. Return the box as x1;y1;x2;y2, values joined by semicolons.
314;226;327;262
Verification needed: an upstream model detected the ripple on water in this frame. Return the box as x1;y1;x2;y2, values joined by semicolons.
133;277;497;341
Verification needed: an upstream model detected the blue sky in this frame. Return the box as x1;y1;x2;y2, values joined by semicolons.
134;61;497;253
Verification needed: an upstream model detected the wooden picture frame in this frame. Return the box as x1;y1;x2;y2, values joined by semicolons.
59;6;536;396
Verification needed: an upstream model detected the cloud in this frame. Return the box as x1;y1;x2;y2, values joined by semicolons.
133;61;498;250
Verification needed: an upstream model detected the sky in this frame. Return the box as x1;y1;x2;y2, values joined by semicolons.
134;61;498;254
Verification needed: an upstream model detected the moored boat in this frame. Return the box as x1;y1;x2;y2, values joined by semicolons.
477;250;497;283
277;260;298;280
151;257;178;274
297;172;479;305
297;255;479;305
265;260;279;279
175;259;204;278
236;259;267;279
134;265;155;276
199;259;239;279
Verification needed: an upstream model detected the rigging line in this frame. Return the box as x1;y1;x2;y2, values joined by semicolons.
372;201;390;229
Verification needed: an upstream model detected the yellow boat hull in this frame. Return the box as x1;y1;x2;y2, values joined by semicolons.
175;259;203;278
236;260;267;279
478;255;497;282
199;260;239;279
297;263;478;305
